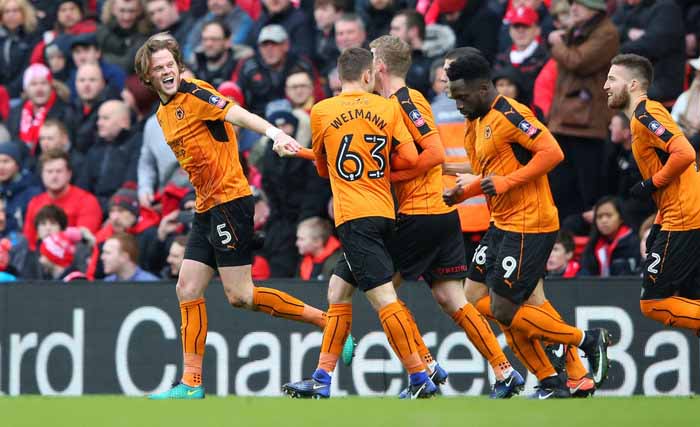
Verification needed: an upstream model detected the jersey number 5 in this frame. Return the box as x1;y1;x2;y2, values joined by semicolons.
336;134;387;181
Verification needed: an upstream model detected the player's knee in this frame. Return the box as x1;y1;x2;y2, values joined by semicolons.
327;275;353;304
491;302;514;326
176;279;203;301
225;286;254;308
639;299;667;324
464;279;488;304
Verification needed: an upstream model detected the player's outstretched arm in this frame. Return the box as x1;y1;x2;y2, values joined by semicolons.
442;162;472;176
391;133;445;182
225;104;302;156
483;133;564;196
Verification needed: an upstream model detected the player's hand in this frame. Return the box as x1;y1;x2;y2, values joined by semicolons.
158;209;181;241
480;174;510;196
455;173;479;188
272;133;302;157
629;178;657;199
443;185;464;206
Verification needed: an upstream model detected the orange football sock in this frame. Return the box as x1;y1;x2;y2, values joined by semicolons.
474;295;496;321
452;303;511;380
510;303;584;346
400;301;434;369
640;297;700;332
379;301;424;374
180;298;207;387
253;287;326;329
540;300;588;379
317;303;353;373
503;324;556;381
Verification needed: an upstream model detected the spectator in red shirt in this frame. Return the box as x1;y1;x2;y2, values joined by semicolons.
24;149;102;250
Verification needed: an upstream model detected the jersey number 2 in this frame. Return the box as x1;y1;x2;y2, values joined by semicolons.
336;134;387;181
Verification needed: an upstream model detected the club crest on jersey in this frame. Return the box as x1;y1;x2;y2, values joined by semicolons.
518;119;538;137
209;95;227;109
484;125;492;139
175;107;185;120
648;120;666;136
409;109;425;127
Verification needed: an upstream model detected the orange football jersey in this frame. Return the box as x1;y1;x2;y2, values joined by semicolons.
391;87;453;215
465;95;559;233
631;97;700;231
311;90;414;226
156;78;251;213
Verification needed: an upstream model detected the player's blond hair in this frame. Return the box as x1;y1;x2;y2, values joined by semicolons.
369;35;412;79
134;32;186;89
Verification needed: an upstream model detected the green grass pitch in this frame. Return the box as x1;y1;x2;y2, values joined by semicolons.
1;396;696;427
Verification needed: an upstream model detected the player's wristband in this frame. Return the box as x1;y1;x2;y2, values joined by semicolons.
266;127;283;141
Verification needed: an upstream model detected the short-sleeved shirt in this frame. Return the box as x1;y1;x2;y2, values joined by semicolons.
310;90;414;226
391;87;453;216
465;95;559;233
631;97;700;231
156;78;251;213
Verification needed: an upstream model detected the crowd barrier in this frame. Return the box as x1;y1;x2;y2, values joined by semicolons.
0;278;697;396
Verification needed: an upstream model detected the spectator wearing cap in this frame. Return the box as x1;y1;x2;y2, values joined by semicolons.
494;6;549;105
23;149;102;250
22;205;96;279
96;0;151;72
0;0;41;97
183;0;253;63
498;0;555;54
89;187;160;279
257;99;330;277
312;0;343;75
72;63;121;153
235;25;321;116
75;100;141;211
547;0;618;223
613;0;685;105
144;0;192;47
7;64;77;160
437;0;500;62
190;18;244;89
67;33;126;102
38;229;88;281
246;0;313;57
29;0;97;66
43;35;73;84
0;142;42;233
390;9;433;97
672;55;700;151
102;232;159;282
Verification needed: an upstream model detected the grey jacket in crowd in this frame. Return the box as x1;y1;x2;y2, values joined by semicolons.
137;114;180;200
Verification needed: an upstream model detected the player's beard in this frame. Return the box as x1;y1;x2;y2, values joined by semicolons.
608;89;630;110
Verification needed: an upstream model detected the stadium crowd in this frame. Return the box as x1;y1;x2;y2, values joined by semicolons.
0;0;697;282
